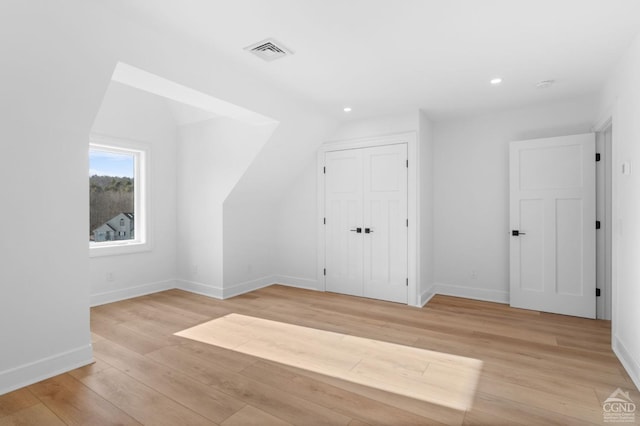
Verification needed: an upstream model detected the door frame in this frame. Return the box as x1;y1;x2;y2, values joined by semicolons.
594;117;613;320
317;132;419;306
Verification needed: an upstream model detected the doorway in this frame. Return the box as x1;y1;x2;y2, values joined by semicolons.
317;132;420;306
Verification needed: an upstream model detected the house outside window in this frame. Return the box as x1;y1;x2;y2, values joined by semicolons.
89;136;149;256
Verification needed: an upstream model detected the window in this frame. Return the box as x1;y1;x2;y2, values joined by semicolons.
89;137;149;256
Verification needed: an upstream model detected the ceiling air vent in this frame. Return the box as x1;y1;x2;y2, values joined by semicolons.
245;38;293;62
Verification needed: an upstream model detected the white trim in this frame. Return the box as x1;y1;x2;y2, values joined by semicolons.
176;279;223;299
420;286;437;307
273;275;320;291
222;276;276;299
316;132;420;306
89;133;152;258
429;282;509;304
90;279;176;307
177;276;321;301
613;336;640;391
0;344;93;396
591;110;613;133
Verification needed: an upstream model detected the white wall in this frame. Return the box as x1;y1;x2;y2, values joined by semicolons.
176;118;276;297
0;0;336;395
431;96;598;302
599;31;640;390
418;111;435;305
328;112;418;142
90;82;178;305
230;113;338;292
0;0;113;395
274;161;321;290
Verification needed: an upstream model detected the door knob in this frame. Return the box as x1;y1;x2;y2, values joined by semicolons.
350;227;362;233
364;228;374;233
512;230;526;236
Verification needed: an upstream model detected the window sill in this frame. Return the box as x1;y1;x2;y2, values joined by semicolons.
89;241;151;258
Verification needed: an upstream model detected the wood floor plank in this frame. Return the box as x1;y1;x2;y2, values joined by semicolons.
67;358;112;380
90;316;171;355
147;345;353;426
463;391;597;426
28;373;141;426
476;375;604;424
77;367;216;426
0;388;39;419
175;313;481;410
272;362;463;424
240;360;450;426
92;338;245;424
0;403;65;426
220;405;292;426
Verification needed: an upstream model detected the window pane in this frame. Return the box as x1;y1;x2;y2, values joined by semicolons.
89;150;135;243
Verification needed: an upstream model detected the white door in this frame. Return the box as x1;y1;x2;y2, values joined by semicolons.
509;134;596;318
362;144;408;303
325;148;363;297
325;144;408;303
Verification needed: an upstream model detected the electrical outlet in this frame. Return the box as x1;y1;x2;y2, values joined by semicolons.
106;272;114;282
471;270;477;280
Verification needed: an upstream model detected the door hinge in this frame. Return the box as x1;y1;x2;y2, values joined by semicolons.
596;220;601;229
596;153;601;162
406;218;408;227
323;166;326;174
324;217;326;225
406;278;408;286
596;288;601;297
406;159;408;168
324;268;326;276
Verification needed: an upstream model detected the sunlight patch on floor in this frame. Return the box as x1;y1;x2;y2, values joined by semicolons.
175;313;483;411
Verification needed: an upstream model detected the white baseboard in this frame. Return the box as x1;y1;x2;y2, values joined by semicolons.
424;283;509;305
0;344;93;396
613;335;640;391
223;276;277;299
420;286;437;307
273;275;320;291
176;279;223;299
90;279;176;307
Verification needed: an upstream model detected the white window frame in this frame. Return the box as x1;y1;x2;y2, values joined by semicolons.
89;135;151;257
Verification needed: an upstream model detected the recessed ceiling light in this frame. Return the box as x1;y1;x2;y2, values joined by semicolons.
343;107;352;112
536;79;555;89
490;78;503;85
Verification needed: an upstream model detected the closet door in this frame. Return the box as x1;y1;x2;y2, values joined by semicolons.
362;144;408;303
325;148;364;297
324;144;408;304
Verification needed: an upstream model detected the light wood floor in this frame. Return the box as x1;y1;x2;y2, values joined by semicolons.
1;285;638;425
175;313;482;411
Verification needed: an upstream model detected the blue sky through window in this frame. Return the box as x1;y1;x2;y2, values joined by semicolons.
90;150;134;178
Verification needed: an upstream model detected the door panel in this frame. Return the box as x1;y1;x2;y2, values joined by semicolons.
509;134;595;318
519;199;544;292
363;144;408;303
325;149;363;297
556;198;583;296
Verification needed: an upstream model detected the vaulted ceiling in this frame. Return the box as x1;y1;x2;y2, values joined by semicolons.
103;0;640;120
